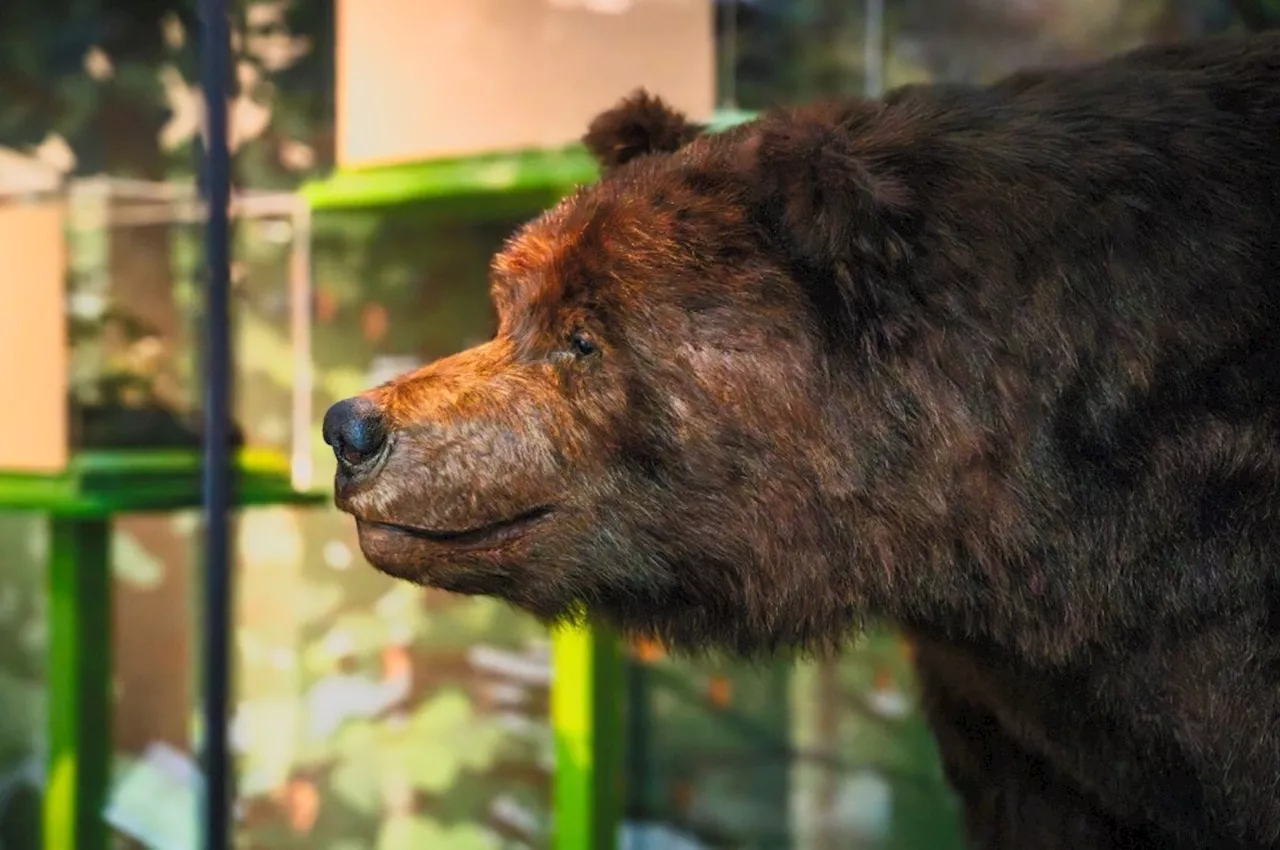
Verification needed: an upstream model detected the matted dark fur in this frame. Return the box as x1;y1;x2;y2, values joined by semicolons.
328;32;1280;850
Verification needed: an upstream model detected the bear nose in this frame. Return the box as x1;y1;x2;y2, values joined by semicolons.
323;397;388;470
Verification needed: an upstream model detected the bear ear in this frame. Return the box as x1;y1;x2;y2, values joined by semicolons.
583;89;705;172
745;105;922;342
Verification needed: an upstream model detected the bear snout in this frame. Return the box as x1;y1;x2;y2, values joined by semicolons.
323;395;390;473
325;345;578;547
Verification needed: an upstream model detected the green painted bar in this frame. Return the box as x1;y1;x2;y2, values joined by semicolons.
0;449;326;516
551;623;622;850
300;108;758;213
301;146;598;212
44;517;112;850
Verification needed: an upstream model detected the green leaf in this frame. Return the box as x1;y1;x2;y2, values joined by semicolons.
233;697;302;796
376;814;442;850
374;690;510;794
327;841;368;850
377;815;497;850
327;746;383;815
110;529;165;588
294;580;344;627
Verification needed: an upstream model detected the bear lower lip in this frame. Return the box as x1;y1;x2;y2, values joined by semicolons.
366;505;554;548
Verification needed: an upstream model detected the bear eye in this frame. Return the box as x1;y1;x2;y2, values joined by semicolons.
569;332;598;357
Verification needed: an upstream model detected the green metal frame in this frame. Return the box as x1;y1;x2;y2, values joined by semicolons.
299;108;758;215
44;517;110;850
301;145;599;214
0;449;323;850
551;624;622;850
0;449;321;516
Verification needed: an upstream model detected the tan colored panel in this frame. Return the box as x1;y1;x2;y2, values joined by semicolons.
337;0;715;168
0;200;68;472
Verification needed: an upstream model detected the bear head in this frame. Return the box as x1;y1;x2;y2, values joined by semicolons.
322;90;956;654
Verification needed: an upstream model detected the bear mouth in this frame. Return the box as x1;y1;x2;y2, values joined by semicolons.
364;505;554;550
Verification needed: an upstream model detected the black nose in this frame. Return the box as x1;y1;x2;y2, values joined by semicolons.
323;397;388;470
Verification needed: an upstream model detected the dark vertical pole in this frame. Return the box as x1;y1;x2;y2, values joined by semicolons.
623;655;651;850
198;0;234;848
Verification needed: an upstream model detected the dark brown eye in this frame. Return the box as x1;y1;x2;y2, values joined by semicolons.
569;332;597;357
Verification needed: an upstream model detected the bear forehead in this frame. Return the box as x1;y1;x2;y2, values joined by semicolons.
490;156;756;314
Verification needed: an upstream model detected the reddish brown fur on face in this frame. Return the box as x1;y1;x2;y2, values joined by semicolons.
328;32;1280;850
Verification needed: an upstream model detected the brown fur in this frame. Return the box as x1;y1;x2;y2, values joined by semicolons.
329;32;1280;849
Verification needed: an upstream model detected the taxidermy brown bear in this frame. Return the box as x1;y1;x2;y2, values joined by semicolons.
326;31;1280;850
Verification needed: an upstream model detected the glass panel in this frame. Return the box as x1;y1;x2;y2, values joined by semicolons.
718;0;1262;110
623;640;793;847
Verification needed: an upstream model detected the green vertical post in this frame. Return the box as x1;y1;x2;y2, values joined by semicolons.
759;663;792;849
44;517;112;850
551;623;622;850
623;655;653;820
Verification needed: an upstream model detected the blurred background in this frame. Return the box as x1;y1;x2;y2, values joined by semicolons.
0;1;1275;848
